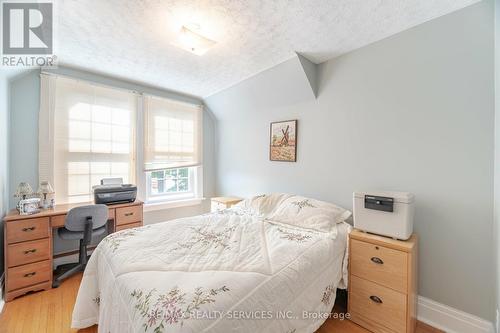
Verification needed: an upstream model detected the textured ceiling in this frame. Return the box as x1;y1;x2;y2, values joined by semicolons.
56;0;480;98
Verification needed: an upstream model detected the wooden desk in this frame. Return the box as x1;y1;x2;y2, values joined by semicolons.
3;200;143;302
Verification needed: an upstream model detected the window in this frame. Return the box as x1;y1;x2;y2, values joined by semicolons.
143;95;203;204
143;95;202;170
146;167;199;203
40;74;137;204
39;74;203;206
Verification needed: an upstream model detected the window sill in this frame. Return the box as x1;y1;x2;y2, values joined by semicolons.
144;197;205;212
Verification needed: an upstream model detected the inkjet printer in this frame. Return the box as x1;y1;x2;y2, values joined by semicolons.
92;178;137;205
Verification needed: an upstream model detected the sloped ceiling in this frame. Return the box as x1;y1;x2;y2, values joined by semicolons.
56;0;480;98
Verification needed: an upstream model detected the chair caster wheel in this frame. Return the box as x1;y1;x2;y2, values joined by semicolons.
52;281;60;288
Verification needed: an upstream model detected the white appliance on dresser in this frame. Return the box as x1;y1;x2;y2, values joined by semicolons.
353;191;415;240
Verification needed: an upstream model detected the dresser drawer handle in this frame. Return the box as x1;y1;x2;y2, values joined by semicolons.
369;295;383;304
24;272;36;278
22;226;36;232
124;212;134;217
24;249;37;254
370;257;384;265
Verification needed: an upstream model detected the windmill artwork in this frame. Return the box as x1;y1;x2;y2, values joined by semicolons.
270;120;297;162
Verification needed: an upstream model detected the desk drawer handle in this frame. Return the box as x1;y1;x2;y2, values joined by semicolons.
24;249;37;254
22;226;36;232
124;212;134;217
369;295;383;304
24;272;36;278
370;257;384;265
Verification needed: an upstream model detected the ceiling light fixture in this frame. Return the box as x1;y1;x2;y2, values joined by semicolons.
172;25;216;56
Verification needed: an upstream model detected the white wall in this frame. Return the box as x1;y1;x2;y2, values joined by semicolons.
206;0;495;321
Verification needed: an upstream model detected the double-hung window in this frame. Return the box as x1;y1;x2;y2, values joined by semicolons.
40;74;137;204
143;95;203;203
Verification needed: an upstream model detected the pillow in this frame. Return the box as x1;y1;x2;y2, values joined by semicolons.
267;195;352;233
234;193;293;217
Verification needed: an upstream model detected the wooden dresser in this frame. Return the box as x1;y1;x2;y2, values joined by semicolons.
348;229;418;333
3;200;143;301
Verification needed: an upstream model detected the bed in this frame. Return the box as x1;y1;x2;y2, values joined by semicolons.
72;193;352;333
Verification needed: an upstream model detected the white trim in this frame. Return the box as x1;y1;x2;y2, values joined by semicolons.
0;272;5;314
144;197;205;212
417;296;495;333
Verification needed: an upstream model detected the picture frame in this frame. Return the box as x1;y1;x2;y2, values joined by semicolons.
269;119;297;162
18;197;41;215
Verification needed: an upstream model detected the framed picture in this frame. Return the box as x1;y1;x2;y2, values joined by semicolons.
270;120;297;162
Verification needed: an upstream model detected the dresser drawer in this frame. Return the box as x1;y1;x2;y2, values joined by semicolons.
116;205;142;225
350;275;407;333
6;217;50;244
350;238;408;292
6;260;51;291
7;238;50;267
116;221;142;232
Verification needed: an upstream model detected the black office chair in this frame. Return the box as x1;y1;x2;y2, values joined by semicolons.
52;204;108;288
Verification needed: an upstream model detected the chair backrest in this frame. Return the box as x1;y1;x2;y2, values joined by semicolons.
65;204;108;232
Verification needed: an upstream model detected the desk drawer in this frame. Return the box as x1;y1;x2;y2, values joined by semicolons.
116;205;142;225
350;239;408;292
6;217;50;244
116;221;142;232
51;214;65;228
350;275;407;333
7;260;51;291
7;239;50;267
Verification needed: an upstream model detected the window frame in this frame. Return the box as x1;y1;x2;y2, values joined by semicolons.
136;95;204;207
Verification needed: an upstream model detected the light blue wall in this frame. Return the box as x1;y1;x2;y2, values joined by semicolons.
206;1;495;321
9;70;40;209
0;72;9;276
0;68;30;276
495;0;500;328
8;66;216;253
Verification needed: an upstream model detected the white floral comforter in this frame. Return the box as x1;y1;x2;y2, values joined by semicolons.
72;209;351;333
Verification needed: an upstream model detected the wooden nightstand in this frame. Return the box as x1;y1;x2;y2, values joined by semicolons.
211;197;242;212
348;229;418;333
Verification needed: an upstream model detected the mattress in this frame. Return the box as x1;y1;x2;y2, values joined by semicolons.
72;208;351;333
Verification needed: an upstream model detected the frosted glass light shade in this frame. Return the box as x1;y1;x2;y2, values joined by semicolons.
14;182;33;198
38;181;54;194
172;26;216;56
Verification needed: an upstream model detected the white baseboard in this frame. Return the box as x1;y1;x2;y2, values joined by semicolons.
0;272;5;314
418;296;495;333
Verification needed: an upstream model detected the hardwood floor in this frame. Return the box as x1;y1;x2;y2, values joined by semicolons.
0;273;442;333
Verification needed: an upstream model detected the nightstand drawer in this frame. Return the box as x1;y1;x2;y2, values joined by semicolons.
350;275;407;333
7;238;50;267
350;238;408;292
7;260;51;291
116;205;142;225
6;217;50;244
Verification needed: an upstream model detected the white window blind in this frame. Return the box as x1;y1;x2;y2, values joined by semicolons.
40;74;137;204
143;95;202;171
